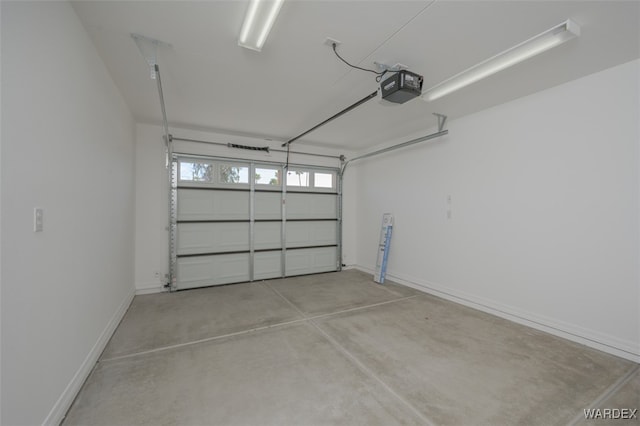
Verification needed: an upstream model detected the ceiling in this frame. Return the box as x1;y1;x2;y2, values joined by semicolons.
72;1;639;151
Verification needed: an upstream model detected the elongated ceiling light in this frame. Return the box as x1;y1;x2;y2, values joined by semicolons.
422;19;580;102
238;0;285;51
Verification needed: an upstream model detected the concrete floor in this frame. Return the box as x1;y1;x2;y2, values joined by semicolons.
64;270;639;426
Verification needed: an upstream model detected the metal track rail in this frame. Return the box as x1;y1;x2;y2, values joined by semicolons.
171;136;342;160
281;91;378;147
154;64;177;290
342;128;448;174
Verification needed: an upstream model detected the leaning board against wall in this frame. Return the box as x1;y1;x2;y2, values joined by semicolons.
173;155;340;290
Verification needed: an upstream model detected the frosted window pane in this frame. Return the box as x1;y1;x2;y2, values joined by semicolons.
314;172;333;188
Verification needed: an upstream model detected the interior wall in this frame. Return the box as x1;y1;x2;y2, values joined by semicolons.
1;2;136;424
350;59;639;361
0;2;4;423
134;123;355;293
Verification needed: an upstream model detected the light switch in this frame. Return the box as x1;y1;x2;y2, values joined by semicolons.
34;208;43;232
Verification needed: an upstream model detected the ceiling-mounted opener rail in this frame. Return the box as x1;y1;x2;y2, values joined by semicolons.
281;41;425;169
281;91;378;148
280;42;427;150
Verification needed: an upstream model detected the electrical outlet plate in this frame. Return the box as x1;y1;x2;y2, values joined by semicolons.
34;208;43;232
324;37;341;47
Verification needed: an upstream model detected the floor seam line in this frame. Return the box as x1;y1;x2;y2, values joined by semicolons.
262;282;432;424
99;317;309;363
566;364;640;426
99;293;416;363
261;281;308;318
262;280;419;321
306;295;418;322
308;318;435;426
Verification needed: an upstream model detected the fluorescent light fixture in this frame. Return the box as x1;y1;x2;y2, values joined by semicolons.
422;19;580;102
238;0;285;51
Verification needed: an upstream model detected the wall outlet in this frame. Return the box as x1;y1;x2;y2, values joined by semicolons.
324;37;341;48
34;208;43;232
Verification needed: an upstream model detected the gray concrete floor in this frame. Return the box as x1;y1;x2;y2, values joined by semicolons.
64;270;639;426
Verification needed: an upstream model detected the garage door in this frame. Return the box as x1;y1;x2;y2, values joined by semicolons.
171;156;340;290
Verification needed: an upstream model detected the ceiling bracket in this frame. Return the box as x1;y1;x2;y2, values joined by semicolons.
131;33;172;80
374;62;409;73
433;113;447;132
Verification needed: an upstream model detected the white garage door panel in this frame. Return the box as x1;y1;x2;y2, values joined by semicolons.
177;253;250;289
178;189;249;221
286;193;337;219
285;247;337;276
254;222;282;250
177;222;249;255
254;251;282;280
255;192;282;220
286;221;337;248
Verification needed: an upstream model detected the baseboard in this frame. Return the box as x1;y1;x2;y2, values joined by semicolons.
135;282;167;295
353;265;640;363
43;287;135;426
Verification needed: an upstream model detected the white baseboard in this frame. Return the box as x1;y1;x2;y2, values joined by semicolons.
353;265;640;363
43;287;135;426
135;281;167;295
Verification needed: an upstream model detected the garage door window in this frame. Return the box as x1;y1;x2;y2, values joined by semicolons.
314;172;334;189
255;167;281;187
286;170;310;187
179;160;215;184
219;164;249;184
286;168;337;191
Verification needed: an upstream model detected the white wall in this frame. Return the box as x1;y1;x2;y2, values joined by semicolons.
350;59;639;361
0;1;4;423
134;123;355;293
1;2;135;424
0;2;4;422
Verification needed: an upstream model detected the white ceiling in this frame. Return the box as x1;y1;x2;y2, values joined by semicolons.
72;1;639;151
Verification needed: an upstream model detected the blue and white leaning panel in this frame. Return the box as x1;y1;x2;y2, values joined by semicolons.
374;213;393;284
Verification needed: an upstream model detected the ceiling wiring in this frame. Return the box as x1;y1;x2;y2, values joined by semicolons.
331;43;389;82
